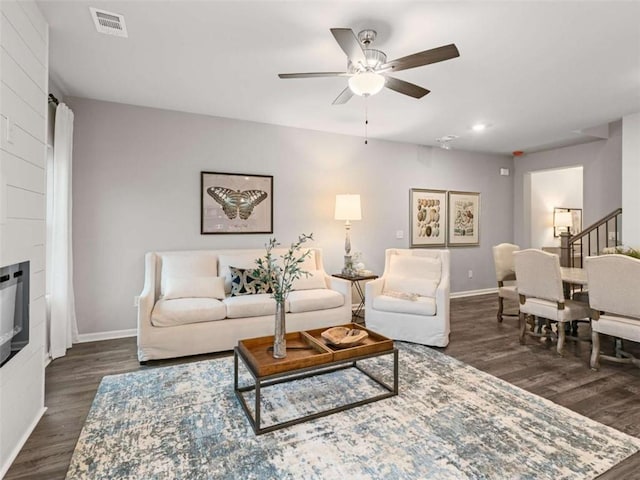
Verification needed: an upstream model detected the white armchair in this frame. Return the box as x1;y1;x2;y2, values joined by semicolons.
364;249;450;347
492;243;519;322
585;254;640;370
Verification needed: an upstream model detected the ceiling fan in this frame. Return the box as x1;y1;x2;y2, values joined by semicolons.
278;28;460;105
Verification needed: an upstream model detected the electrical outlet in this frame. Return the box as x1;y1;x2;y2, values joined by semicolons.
468;270;473;279
396;230;404;239
133;295;140;307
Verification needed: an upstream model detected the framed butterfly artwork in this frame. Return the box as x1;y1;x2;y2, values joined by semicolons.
201;172;273;234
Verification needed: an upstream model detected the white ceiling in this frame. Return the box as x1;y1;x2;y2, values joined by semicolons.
37;1;640;155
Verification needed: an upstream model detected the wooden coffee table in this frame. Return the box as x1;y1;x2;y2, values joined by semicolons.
234;323;398;435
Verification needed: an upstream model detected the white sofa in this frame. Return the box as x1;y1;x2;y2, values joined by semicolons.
365;248;450;347
137;248;352;362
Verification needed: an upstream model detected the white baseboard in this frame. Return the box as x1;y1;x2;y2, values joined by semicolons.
0;406;47;479
76;328;137;343
451;287;497;299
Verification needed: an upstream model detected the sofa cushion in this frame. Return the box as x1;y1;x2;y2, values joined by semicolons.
223;294;280;318
229;266;272;296
287;289;344;314
292;270;327;290
373;294;437;316
164;276;226;300
160;253;218;297
151;298;226;327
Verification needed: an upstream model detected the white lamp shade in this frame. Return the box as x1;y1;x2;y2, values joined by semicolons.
335;194;362;221
554;211;573;228
348;72;385;96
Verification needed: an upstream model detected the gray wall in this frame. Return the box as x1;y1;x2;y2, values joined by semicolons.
68;97;513;335
513;121;623;248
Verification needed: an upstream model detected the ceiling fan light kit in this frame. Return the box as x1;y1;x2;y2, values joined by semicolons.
348;72;386;96
278;27;460;104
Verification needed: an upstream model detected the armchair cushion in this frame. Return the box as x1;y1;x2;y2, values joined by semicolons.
373;294;437;316
384;275;439;298
389;254;441;282
151;298;226;326
163;276;225;300
384;254;441;298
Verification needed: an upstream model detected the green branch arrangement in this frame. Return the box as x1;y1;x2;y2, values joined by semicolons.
254;233;314;303
606;246;640;259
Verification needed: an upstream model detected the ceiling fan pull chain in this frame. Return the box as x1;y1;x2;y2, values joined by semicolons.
364;97;369;145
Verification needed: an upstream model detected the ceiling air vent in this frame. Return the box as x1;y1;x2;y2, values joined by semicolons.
90;7;128;38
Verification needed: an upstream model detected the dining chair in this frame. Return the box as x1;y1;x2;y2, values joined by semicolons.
492;243;519;322
513;249;591;355
585;254;640;370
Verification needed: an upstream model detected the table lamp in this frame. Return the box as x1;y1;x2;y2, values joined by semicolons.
335;194;361;275
554;210;573;236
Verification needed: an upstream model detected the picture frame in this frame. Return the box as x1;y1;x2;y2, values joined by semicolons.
447;191;480;246
553;207;582;237
201;171;273;234
410;189;447;248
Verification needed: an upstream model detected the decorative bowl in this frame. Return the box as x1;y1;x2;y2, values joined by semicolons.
321;327;369;348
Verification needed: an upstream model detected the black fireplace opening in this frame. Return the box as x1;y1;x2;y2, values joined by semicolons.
0;261;30;368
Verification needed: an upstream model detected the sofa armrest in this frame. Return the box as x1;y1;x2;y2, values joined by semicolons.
137;253;157;343
365;277;385;309
327;275;352;309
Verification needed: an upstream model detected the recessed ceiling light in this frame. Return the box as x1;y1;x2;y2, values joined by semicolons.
472;124;486;132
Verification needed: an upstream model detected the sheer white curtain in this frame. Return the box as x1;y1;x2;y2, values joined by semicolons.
48;103;78;359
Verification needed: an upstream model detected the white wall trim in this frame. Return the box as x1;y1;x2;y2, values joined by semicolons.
451;287;497;299
76;328;137;343
0;406;47;479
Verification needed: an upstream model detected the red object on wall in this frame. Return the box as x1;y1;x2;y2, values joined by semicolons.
512;150;524;157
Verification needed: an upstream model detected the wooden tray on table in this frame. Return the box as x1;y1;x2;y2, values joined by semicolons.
305;323;394;361
237;331;333;377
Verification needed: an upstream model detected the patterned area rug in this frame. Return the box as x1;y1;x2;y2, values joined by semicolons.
66;343;640;479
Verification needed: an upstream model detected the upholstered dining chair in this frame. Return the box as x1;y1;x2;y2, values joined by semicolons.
365;249;450;347
492;243;519;322
585;254;640;370
513;249;590;355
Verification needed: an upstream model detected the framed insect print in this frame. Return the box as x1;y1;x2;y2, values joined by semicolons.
410;188;447;247
201;172;273;234
447;191;480;246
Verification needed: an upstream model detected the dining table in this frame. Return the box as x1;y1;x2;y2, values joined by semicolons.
560;267;588;286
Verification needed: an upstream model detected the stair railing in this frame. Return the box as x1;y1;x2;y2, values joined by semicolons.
560;208;622;268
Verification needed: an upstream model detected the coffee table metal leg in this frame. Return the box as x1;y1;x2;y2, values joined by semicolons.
393;349;399;394
255;380;261;434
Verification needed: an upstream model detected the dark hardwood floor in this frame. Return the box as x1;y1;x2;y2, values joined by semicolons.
6;294;640;479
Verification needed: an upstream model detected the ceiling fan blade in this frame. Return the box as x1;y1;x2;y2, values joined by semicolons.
330;28;367;65
384;76;430;99
332;87;354;105
381;44;460;72
278;72;348;79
